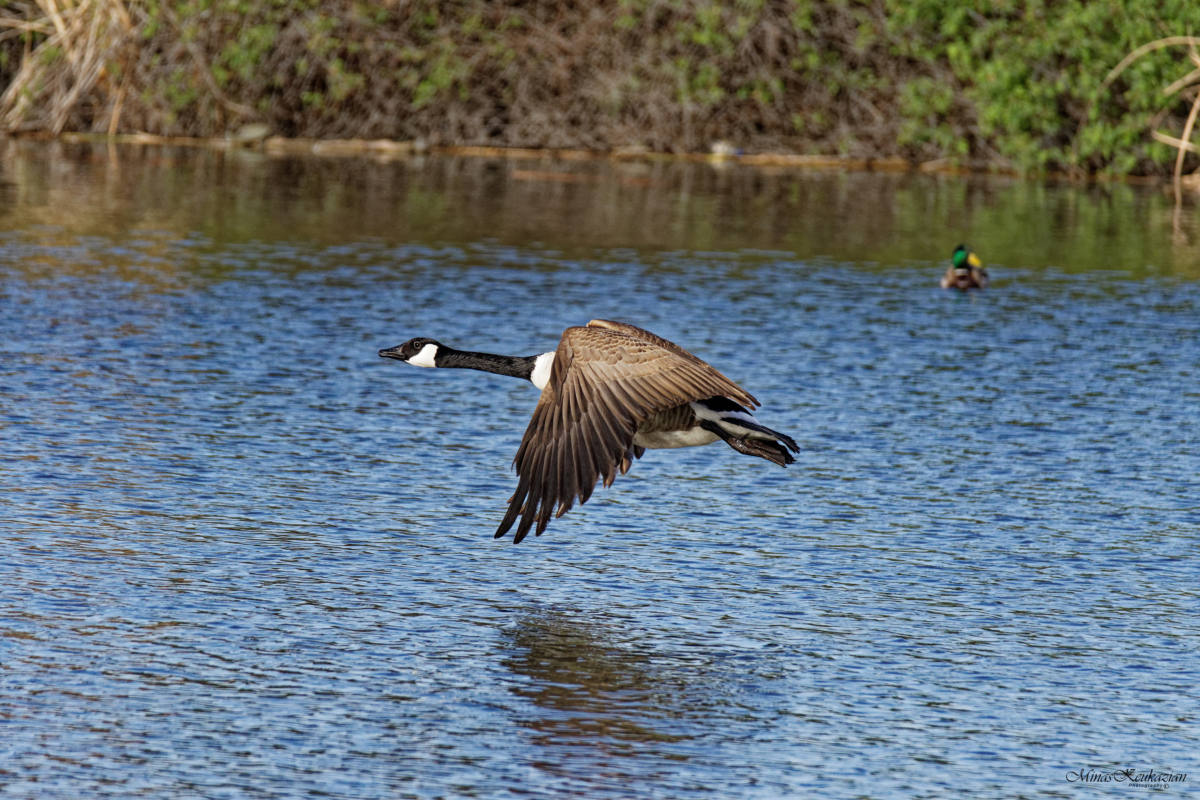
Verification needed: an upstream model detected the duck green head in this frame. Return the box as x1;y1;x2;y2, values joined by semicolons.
952;244;982;270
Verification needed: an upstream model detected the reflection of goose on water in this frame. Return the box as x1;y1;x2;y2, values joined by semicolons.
379;319;798;543
501;610;691;750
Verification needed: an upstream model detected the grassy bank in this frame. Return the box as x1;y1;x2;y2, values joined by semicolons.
2;1;1200;176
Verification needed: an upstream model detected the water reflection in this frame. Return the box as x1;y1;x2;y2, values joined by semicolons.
501;609;691;761
3;138;1200;276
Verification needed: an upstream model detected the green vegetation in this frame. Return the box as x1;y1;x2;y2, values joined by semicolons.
888;0;1200;175
2;0;1200;175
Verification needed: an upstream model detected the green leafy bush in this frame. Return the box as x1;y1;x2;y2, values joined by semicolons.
2;0;1199;175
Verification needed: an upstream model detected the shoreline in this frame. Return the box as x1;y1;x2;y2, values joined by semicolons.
3;130;1170;187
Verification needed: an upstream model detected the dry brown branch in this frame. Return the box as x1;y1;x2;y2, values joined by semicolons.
1152;130;1200;152
1173;91;1200;206
1163;66;1200;97
0;16;53;35
1104;36;1200;87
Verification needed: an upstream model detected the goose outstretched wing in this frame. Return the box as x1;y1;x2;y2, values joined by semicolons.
495;320;757;542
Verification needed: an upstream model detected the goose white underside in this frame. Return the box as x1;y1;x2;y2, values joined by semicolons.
634;427;719;449
634;400;777;450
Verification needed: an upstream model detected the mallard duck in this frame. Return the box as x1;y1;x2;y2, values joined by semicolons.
940;244;988;290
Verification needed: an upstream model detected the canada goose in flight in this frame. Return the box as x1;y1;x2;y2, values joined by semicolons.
378;319;799;543
941;244;988;290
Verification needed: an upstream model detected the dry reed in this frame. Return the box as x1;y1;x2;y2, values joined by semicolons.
0;0;133;134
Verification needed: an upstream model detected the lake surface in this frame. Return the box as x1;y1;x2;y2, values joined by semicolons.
2;140;1198;798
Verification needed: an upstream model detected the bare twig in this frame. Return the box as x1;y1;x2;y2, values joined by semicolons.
1163;67;1200;97
1104;36;1200;87
1172;90;1200;206
0;16;53;35
1152;130;1200;152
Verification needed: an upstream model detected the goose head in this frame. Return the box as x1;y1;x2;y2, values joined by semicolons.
378;337;443;367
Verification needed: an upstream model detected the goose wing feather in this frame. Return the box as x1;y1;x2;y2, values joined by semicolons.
496;321;757;542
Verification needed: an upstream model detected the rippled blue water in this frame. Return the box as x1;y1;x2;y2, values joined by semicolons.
2;144;1199;798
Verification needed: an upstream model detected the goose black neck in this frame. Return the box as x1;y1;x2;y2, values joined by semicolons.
437;348;537;381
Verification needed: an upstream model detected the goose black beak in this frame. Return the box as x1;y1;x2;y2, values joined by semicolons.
378;346;405;360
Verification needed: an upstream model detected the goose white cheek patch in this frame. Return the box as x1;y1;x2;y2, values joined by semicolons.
407;343;439;368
